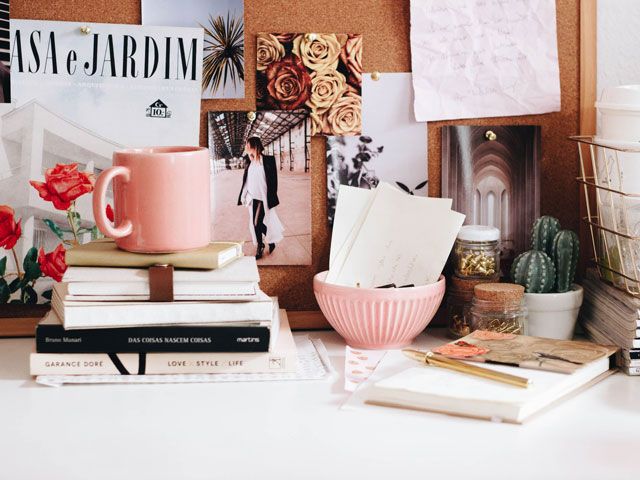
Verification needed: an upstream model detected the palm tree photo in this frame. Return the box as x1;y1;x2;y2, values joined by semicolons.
201;12;245;95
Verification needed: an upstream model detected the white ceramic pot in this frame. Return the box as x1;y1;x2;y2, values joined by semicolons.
523;285;584;340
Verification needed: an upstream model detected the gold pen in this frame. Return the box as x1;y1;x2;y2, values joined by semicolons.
403;348;532;389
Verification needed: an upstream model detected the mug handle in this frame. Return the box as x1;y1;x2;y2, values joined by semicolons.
93;166;133;239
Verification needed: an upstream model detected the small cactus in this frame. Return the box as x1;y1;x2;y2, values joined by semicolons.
511;250;556;293
552;230;579;293
531;215;561;256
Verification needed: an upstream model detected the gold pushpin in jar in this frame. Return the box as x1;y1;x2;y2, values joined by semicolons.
466;283;527;335
454;225;500;279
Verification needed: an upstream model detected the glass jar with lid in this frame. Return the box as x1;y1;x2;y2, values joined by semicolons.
466;283;527;335
446;275;498;338
454;225;501;279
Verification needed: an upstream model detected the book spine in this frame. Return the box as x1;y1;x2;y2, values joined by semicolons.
30;350;296;375
621;366;640;376
36;325;270;353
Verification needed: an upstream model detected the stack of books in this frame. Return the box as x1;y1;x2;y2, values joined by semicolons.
30;240;297;376
581;269;639;375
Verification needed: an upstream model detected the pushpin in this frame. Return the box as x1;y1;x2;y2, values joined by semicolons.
80;25;91;35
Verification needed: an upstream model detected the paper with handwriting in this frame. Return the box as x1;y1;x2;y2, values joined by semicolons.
329;183;464;288
409;0;561;121
328;185;453;286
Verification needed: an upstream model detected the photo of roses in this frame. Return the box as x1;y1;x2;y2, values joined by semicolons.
0;163;96;306
256;33;362;136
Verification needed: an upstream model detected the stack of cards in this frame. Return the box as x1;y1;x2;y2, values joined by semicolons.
328;183;465;288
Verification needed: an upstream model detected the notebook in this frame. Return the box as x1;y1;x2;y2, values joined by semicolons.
364;358;612;423
345;334;616;424
65;239;243;269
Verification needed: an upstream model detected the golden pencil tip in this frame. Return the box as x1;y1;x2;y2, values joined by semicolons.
402;349;426;362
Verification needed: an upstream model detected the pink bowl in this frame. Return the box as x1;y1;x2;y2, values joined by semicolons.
313;271;446;349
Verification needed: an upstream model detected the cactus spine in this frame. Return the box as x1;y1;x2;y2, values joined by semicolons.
552;230;579;293
531;216;561;256
511;250;556;293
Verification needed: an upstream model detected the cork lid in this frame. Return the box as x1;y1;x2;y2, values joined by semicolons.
450;274;501;293
473;283;524;302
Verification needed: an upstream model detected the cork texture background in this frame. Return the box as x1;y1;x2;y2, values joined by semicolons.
12;0;580;311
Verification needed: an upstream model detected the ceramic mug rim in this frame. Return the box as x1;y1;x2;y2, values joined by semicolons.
114;146;208;157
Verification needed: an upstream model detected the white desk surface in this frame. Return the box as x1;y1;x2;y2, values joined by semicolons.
1;328;639;480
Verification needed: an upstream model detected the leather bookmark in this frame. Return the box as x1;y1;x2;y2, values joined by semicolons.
148;264;174;302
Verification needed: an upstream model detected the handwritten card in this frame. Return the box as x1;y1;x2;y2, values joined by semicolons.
410;0;561;121
330;183;464;288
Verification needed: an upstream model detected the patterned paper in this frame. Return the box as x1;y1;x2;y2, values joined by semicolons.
344;346;386;392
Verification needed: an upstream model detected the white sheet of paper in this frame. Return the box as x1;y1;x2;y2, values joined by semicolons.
329;186;375;270
328;185;453;282
409;0;561;121
329;185;454;283
333;183;464;288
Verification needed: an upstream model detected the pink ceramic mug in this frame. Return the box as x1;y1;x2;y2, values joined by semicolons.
93;146;211;253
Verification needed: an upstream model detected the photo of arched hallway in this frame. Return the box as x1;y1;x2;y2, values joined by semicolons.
208;110;311;265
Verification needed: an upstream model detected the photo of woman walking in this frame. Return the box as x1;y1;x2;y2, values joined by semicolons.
208;110;311;265
238;136;284;259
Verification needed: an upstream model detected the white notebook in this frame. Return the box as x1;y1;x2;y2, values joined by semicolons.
358;353;612;424
53;284;274;329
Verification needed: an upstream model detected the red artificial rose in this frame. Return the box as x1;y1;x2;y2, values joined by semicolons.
30;163;95;211
106;204;115;222
264;55;312;110
0;205;22;250
38;244;67;282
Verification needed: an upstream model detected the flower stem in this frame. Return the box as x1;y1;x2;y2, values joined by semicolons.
67;203;80;245
11;247;22;279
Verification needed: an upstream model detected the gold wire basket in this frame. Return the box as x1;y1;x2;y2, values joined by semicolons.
572;135;640;295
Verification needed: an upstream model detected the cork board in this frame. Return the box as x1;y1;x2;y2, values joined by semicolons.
12;0;581;325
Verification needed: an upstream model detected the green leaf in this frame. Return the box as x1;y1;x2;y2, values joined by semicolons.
43;219;65;240
0;278;9;303
0;256;6;277
21;286;37;304
90;225;104;241
8;277;22;293
69;210;82;233
42;289;53;300
22;247;42;282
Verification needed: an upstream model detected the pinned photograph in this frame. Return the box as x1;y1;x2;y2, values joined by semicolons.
143;0;245;99
208;111;311;265
441;125;541;271
256;33;362;136
325;73;427;224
